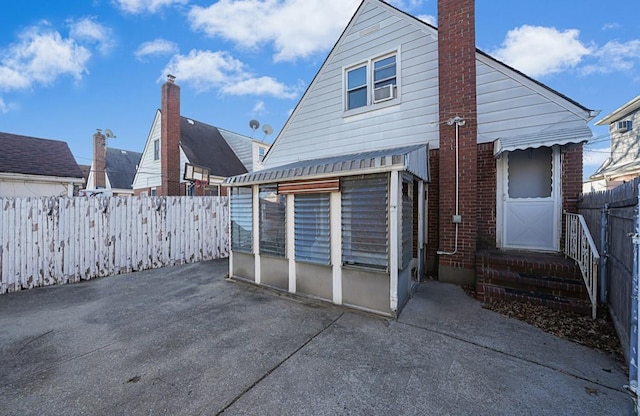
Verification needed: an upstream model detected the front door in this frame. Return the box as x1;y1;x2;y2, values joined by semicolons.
498;146;560;251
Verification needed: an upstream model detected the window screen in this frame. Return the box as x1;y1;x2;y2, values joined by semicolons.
259;185;286;257
507;147;553;198
295;193;330;264
342;174;388;269
230;187;252;253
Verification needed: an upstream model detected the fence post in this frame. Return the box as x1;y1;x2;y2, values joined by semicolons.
599;203;608;303
630;185;640;412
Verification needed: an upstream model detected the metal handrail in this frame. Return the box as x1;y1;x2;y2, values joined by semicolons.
564;212;600;319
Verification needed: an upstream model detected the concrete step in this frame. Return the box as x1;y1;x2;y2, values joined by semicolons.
480;268;589;301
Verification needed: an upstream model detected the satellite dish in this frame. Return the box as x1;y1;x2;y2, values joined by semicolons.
105;129;116;139
262;124;273;136
249;119;260;130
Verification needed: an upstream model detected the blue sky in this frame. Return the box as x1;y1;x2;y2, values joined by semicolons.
1;0;639;179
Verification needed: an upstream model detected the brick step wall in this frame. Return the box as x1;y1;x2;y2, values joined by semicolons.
476;249;591;316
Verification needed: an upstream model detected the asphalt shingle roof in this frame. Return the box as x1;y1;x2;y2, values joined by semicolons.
106;148;142;190
0;132;83;179
179;117;248;177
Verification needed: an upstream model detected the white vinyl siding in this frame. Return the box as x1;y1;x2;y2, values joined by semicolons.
259;185;286;257
342;174;388;269
294;193;330;264
230;187;252;253
263;0;593;169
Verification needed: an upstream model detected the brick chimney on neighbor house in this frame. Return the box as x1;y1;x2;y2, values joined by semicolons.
437;0;478;284
93;129;106;189
160;74;182;196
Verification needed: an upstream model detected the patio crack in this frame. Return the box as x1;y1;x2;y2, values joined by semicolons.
398;320;626;394
213;311;344;415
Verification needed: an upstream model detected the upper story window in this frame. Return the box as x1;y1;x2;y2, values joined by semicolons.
153;139;160;161
347;65;367;110
345;52;398;113
258;146;265;160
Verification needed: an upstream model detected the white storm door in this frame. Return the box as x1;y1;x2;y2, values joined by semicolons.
502;147;560;251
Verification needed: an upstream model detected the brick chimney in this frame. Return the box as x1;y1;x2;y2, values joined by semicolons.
160;74;182;196
93;130;106;189
437;0;478;284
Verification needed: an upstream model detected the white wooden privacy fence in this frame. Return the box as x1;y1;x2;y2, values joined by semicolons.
0;196;229;294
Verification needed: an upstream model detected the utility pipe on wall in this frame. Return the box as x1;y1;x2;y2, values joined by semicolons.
437;116;465;256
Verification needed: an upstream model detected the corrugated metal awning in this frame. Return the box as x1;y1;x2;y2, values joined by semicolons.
493;126;593;157
224;144;429;186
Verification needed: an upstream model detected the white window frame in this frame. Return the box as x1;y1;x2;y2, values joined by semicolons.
153;139;160;161
343;48;400;117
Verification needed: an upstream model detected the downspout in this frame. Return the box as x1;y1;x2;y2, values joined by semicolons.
437;116;465;256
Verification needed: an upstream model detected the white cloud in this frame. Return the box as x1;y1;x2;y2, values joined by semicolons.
0;97;8;113
584;146;610;171
114;0;188;14
221;76;298;98
490;25;592;77
387;0;426;9
188;0;361;62
135;38;179;61
252;100;266;114
581;40;640;75
602;23;620;31
416;14;436;26
69;17;115;55
161;49;299;98
0;25;90;92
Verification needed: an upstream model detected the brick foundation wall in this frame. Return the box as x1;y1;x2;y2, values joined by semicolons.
476;142;496;249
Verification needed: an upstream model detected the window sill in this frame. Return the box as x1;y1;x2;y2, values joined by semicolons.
342;97;401;119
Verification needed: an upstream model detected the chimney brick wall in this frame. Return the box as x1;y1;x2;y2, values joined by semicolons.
437;0;479;283
160;76;182;196
93;130;106;189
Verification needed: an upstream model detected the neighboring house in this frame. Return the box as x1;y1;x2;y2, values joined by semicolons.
0;132;84;197
585;94;640;192
133;76;269;197
84;130;142;196
223;0;597;317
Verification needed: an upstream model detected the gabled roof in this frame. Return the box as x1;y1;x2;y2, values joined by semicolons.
0;131;83;179
263;0;596;166
106;148;142;189
179;117;248;177
595;94;640;126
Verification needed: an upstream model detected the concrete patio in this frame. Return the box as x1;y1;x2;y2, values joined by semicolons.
0;259;632;415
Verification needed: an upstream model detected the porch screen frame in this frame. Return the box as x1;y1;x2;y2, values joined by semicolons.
341;173;389;270
259;184;287;257
230;186;253;253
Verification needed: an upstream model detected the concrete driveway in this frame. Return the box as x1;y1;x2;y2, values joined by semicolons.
0;259;632;415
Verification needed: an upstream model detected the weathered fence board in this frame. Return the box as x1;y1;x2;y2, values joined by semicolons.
0;196;229;294
578;177;639;360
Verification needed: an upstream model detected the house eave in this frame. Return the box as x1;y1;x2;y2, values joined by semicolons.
0;172;84;184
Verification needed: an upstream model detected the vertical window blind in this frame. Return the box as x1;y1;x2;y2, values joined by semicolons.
259;185;286;257
294;193;330;264
230;187;252;253
342;174;388;269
